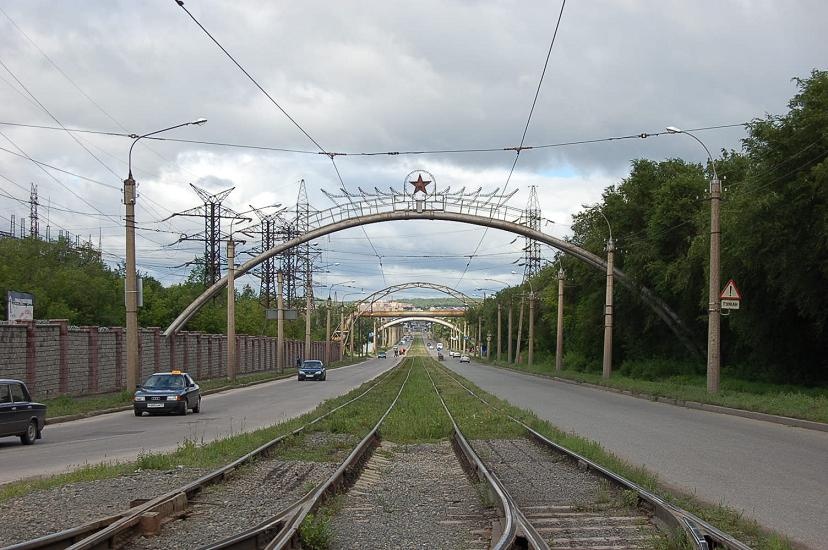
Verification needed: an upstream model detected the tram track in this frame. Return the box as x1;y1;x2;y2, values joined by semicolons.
1;362;407;550
430;361;753;550
2;350;754;550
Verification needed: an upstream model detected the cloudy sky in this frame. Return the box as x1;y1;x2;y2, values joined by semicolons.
0;1;825;301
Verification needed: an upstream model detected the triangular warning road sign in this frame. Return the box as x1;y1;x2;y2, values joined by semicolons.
720;279;741;300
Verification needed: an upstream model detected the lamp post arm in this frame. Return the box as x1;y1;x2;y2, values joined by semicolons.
597;210;613;243
128;120;206;177
672;129;720;182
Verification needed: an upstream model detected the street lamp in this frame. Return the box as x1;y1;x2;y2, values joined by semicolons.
599;210;614;380
524;278;536;368
483;278;511;362
226;213;251;382
507;271;535;366
124;118;207;391
340;290;364;356
666;126;721;393
580;206;615;378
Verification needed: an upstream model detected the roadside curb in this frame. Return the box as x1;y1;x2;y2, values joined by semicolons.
479;362;828;433
45;358;371;426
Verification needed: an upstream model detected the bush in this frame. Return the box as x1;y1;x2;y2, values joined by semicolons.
563;351;600;373
617;358;702;380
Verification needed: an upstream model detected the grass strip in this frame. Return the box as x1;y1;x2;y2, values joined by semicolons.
428;359;793;550
483;359;828;424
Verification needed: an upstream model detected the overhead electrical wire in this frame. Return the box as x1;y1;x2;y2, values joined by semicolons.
173;0;387;285
0;120;748;157
0;5;199;222
455;0;567;289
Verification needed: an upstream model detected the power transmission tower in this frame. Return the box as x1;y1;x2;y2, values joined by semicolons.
272;180;320;309
29;183;39;239
522;185;541;281
169;184;239;286
295;179;319;310
245;205;285;308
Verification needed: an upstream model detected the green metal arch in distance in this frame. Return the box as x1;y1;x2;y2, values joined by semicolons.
164;209;701;357
339;281;478;348
377;317;460;334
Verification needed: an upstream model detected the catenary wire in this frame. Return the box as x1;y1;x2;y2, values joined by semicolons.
173;0;387;285
455;0;567;289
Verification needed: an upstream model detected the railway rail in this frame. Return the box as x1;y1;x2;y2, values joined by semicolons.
2;362;407;550
3;353;752;550
430;363;753;550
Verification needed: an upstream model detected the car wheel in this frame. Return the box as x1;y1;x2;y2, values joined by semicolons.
20;420;37;445
193;397;201;413
134;408;142;417
178;403;188;416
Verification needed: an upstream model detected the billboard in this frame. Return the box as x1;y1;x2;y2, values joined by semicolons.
7;291;34;321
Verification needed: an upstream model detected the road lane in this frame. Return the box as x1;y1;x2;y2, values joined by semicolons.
0;357;399;484
441;356;828;549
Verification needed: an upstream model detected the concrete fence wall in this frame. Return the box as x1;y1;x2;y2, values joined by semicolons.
0;320;340;399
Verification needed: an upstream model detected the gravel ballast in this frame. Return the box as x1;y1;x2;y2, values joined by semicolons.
328;440;497;549
123;458;337;549
474;438;665;548
0;468;209;548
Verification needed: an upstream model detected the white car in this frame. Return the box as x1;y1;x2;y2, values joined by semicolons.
459;355;470;363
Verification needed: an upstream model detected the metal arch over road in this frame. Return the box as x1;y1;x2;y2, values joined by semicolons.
164;192;701;356
377;317;460;334
352;282;480;312
360;310;465;318
334;281;478;349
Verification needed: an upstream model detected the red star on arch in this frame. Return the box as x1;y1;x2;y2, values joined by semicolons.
409;174;431;194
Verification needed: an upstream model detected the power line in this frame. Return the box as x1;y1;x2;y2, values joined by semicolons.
0;119;748;157
456;0;567;289
173;0;327;154
0;54;123;182
172;0;387;285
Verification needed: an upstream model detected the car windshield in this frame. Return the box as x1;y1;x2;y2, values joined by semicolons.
302;361;323;370
142;374;186;389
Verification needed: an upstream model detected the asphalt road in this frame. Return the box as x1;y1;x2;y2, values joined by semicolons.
0;357;399;485
440;355;828;549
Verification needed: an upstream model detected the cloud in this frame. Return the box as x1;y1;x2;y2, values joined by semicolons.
0;1;824;297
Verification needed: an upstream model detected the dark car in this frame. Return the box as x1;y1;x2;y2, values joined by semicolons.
134;371;201;416
437;352;445;361
298;360;326;381
377;351;387;359
0;379;46;445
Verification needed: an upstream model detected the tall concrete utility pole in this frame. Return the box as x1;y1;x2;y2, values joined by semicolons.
528;291;535;368
277;271;284;373
507;304;513;363
667;126;722;393
514;297;524;364
497;303;502;361
339;311;345;358
556;267;565;372
124;173;138;390
602;236;615;379
123;119;206;391
708;177;721;392
326;299;332;363
477;315;482;358
304;280;312;360
227;239;236;381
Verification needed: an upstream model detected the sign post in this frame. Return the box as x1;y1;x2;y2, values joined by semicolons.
720;279;742;310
